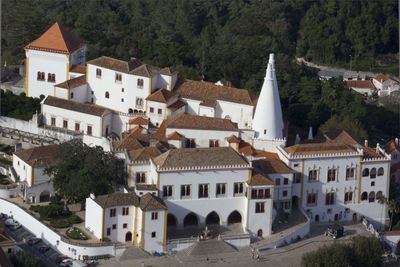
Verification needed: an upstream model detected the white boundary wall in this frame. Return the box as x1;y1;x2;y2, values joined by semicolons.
0;198;124;259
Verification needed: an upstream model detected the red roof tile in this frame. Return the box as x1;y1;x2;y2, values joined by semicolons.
345;80;374;89
128;117;150;125
374;74;389;83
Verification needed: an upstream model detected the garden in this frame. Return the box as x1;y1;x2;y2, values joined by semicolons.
66;227;89;240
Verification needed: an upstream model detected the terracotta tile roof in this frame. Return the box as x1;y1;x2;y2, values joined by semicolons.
374;74;389;82
159;113;238;133
25;22;84;54
167;99;186;111
127;147;162;162
159;67;176;76
226;135;240;143
112;132;170;152
112;138;145;151
284;141;356;155
362;146;383;158
14;144;59;167
87;56;143;74
70;65;86;74
167;131;185;140
130;64;159;77
252;159;292;174
128;117;149;125
253;151;280;160
247;173;274;186
385;140;400;153
345;80;374;89
146;89;177;103
54;75;86;89
238;141;255;156
153;147;249;169
174;79;254;106
43;96;110;116
130;126;148;134
333;130;363;146
139;193;167;211
94;192;139;208
135;184;157;191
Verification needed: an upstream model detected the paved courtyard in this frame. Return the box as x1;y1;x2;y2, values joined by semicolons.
99;223;373;267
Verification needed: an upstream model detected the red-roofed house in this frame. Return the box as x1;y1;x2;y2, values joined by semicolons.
25;22;87;99
373;74;400;96
345;80;375;96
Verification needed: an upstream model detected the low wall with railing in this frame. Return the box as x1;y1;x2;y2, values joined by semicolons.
0;197;125;259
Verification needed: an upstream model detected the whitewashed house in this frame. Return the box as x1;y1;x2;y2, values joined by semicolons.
25;22;86;99
12;145;58;203
85;191;167;253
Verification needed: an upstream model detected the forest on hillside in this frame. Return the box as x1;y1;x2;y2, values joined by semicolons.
1;0;399;143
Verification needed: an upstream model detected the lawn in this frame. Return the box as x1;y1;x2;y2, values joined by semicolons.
66;227;89;240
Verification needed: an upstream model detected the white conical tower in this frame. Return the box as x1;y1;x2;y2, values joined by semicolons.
252;53;284;140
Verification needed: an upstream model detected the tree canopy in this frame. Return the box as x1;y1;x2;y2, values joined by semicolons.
45;139;126;204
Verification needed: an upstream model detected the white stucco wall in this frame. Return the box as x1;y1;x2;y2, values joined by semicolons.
143;210;165;253
85;197;104;239
103;205;135;243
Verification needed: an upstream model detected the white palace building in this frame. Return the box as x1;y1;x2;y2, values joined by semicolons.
2;22;392;256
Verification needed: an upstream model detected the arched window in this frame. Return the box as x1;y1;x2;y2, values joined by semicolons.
378;167;384;176
70;92;74;99
368;191;375;203
362;168;369;177
361;192;368;201
105;91;110;99
370;168;376;179
128;108;133;114
376;191;383;201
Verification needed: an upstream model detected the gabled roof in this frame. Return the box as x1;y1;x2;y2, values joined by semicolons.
386;140;400;153
128;117;149;125
87;56;142;74
14;144;59;167
167;131;185;140
160;67;177;76
374;74;389;82
70;65;86;74
55;75;87;90
153;147;249;170
345;80;374;89
333;130;363;146
247;173;274;186
139;193;167;211
112;132;170;152
25;22;84;54
226;135;240;143
127;147;162;162
167;99;186;111
159;113;238;133
146;89;176;103
130;64;159;78
94;192;139;208
174;79;254;106
252;158;292;174
43;96;109;117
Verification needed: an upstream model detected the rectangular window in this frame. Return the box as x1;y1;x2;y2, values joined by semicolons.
255;202;265;213
264;188;271;198
122;207;129;216
137;79;144;88
123;223;127;229
63;120;68;129
136;97;143;108
216;183;226;197
346;167;355;180
252;189;270;199
149;107;154;113
87;125;92;136
308;170;318;182
325;192;335;205
293;173;301;183
180;185;191;199
282;190;288;197
209;140;220;147
284;201;291;210
344;192;353;204
112;224;116;230
186;139;196;148
307;193;317;206
109;208;116;217
198;184;209;198
75;123;80;132
151;231;156;238
121;98;124;102
275;178;281;186
327;169;336;182
115;73;122;82
284;178;289;185
234;182;244;196
51;117;56;127
163;185;173;199
151;212;158;220
96;68;102;78
135;172;146;184
158;108;162;115
106;228;111;236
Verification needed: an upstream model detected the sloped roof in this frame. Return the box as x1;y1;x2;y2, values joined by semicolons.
128;117;149;125
139;193;167;211
167;131;185;140
247;173;274;186
87;56;142;74
226;135;240;143
159;113;238;133
127;147;162;162
130;64;159;77
135;184;157;191
167;99;186;111
112;132;170;152
14;144;59;167
43;96;109;116
146;89;177;103
174;79;254;106
284;141;356;155
25;22;84;54
238;141;255;156
70;65;86;74
374;74;389;82
160;67;176;76
333;130;363;146
252;158;292;174
385;140;400;153
345;80;374;89
94;192;139;208
153;147;249;169
55;75;87;89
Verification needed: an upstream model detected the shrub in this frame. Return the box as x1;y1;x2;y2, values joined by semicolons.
38;204;63;220
66;227;89;240
50;219;70;229
101;237;111;242
66;215;82;224
29;205;40;212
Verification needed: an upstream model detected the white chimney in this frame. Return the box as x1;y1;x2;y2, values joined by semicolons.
396;138;399;145
364;140;368;147
90;193;95;199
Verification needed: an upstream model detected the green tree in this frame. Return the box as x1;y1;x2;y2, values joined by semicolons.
45;140;126;205
351;236;383;267
10;251;46;267
301;243;354;267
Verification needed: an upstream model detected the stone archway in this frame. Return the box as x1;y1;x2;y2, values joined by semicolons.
125;231;132;242
167;214;178;228
227;210;242;225
257;229;263;237
39;191;50;203
205;211;220;225
183;212;198;227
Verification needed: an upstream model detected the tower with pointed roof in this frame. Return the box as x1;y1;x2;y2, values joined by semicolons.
252;53;285;152
25;22;86;98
